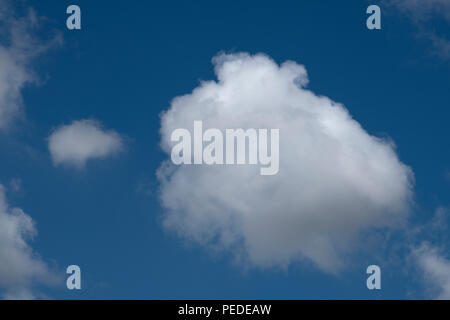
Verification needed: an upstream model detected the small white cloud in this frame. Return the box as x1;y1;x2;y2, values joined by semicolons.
158;52;414;272
413;244;450;299
48;119;124;168
0;184;56;299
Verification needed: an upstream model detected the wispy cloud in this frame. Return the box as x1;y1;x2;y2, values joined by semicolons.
388;0;450;60
405;207;450;299
9;178;22;192
0;0;62;130
389;0;450;21
0;184;58;299
413;243;450;299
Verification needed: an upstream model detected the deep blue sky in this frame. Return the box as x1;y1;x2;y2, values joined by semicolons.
0;0;449;299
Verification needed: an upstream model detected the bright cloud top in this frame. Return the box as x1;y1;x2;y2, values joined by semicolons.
48;119;124;168
0;185;55;299
158;52;414;272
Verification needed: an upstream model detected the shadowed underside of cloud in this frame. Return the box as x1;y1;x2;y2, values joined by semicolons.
0;185;57;299
158;52;414;273
48;119;124;169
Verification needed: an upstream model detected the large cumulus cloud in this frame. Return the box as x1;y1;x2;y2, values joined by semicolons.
158;52;414;272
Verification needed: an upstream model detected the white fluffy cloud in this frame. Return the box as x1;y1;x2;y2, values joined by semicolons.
0;1;61;130
158;52;414;272
0;184;55;299
413;244;450;299
48;119;124;168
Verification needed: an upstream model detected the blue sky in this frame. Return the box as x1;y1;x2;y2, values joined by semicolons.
0;0;449;299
